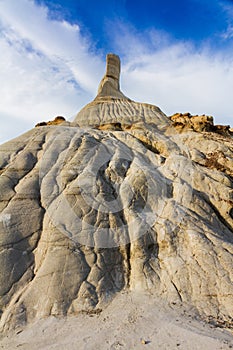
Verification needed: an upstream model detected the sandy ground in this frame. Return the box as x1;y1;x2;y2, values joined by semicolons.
0;292;232;350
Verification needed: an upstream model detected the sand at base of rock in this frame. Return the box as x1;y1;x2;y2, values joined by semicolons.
0;292;232;350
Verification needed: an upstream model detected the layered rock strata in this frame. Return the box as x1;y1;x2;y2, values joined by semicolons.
0;54;232;331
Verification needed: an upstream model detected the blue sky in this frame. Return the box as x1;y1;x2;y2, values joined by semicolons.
0;0;233;143
37;0;233;48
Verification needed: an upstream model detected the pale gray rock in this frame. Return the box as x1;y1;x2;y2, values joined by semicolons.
0;54;232;332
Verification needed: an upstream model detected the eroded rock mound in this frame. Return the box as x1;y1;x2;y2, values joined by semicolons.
0;54;233;332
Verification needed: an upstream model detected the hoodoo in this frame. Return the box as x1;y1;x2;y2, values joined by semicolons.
0;54;232;333
95;53;129;100
73;54;169;128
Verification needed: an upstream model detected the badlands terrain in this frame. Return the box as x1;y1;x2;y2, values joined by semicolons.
0;54;232;348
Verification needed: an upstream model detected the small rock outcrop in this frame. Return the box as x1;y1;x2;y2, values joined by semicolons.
0;54;233;332
170;112;232;136
35;116;66;127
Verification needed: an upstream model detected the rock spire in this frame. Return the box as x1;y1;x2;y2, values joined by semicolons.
95;53;129;100
73;53;168;127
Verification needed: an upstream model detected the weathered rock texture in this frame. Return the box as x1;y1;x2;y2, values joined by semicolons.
0;54;233;331
170;112;233;136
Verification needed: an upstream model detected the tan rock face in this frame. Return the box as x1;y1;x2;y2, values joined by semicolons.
170;112;214;132
0;55;233;332
170;112;232;136
96;53;129;100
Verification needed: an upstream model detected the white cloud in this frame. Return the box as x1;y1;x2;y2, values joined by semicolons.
116;24;233;126
0;0;232;144
0;0;104;91
219;1;233;40
0;0;104;143
222;26;233;40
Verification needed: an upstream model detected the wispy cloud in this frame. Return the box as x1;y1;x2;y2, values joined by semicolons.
0;0;103;143
219;1;233;40
0;0;104;90
110;22;233;125
222;26;233;39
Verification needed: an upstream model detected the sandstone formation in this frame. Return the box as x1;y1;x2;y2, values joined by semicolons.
170;112;233;135
35;115;67;127
0;54;233;332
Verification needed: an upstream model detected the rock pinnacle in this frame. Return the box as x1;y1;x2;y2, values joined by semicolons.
96;53;129;100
